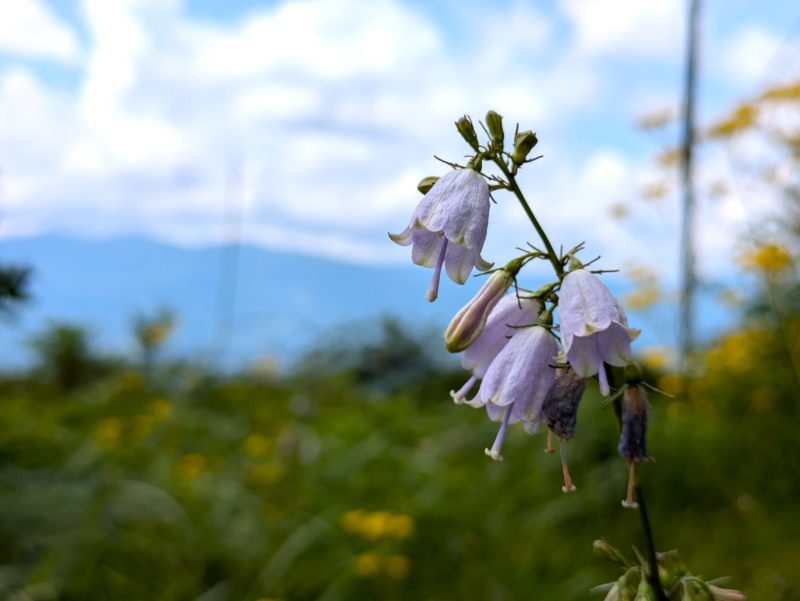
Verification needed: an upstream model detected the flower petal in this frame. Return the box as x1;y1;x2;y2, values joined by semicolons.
388;226;413;246
598;322;634;366
411;230;444;267
462;295;540;377
558;269;627;352
443;243;476;284
566;334;601;377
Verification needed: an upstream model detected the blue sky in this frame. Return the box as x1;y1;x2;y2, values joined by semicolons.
0;0;798;286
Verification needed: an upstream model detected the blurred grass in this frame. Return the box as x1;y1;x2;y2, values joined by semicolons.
1;315;799;601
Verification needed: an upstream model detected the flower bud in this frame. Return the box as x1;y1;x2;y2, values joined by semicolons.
707;585;746;601
593;539;629;567
417;176;440;194
511;130;538;165
455;115;480;151
486;110;504;147
444;259;522;353
635;578;656;601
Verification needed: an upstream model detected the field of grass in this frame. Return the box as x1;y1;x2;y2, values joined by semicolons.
1;313;798;601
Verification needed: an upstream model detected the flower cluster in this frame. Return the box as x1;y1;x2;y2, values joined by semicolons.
389;111;647;505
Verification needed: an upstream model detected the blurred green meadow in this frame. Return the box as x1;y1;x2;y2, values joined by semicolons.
1;279;799;601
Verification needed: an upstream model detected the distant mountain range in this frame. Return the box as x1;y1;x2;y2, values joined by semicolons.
0;235;734;370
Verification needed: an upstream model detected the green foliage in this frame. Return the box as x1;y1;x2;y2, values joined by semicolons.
0;264;31;315
1;308;799;600
28;322;110;391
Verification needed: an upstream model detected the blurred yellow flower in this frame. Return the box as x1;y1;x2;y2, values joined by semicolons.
708;103;758;139
95;417;123;445
362;511;393;540
386;514;414;539
639;347;671;371
339;510;414;540
656;374;684;397
353;553;381;578
177;453;207;480
385;555;411;580
116;371;144;393
738;243;792;274
150;399;173;421
340;509;366;534
244;434;271;458
640;181;670;201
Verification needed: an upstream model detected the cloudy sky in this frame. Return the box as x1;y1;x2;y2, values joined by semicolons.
0;0;798;284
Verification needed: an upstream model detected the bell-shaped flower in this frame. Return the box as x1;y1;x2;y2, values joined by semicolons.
389;168;492;302
558;269;639;395
463;324;557;460
449;293;542;403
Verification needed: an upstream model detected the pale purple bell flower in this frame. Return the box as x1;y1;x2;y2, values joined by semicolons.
557;269;639;395
449;294;542;403
389;168;493;302
462;324;557;460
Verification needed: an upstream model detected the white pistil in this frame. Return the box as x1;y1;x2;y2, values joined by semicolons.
485;404;513;461
559;438;576;493
450;375;478;404
426;238;448;302
544;429;555;454
621;461;639;509
597;357;610;396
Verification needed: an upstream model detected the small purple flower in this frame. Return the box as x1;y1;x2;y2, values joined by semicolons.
463;324;557;460
389;168;492;302
558;269;639;395
449;294;542;403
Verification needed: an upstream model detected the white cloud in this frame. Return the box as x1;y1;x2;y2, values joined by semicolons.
560;0;684;58
0;0;81;62
0;0;783;299
717;25;782;86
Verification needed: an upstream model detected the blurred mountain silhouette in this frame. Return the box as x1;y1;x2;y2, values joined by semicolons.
0;235;732;370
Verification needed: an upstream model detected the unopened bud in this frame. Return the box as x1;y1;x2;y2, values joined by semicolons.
486;111;504;147
707;585;746;601
511;130;538;164
635;578;657;601
444;260;521;353
593;539;629;567
455;115;480;151
417;176;439;194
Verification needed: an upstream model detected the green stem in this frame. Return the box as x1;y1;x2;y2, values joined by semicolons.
492;157;563;278
636;485;669;601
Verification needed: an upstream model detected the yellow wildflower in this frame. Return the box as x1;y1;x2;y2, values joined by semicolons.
353;553;381;578
177;453;207;480
95;417;123;445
